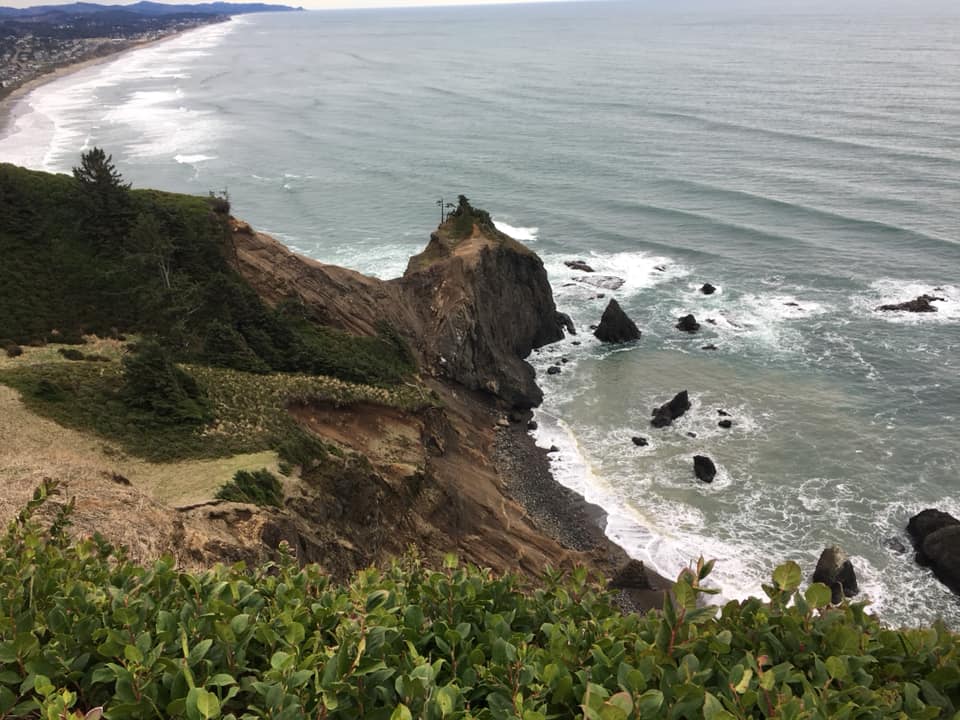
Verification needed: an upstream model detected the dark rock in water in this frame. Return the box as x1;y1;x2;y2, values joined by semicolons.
693;455;716;483
577;275;625;290
548;445;560;453
595;294;605;299
565;259;595;273
609;559;654;590
594;299;642;343
907;509;960;594
813;546;859;604
654;265;667;272
701;283;717;295
877;295;942;313
560;357;568;364
651;390;691;428
631;436;648;447
546;365;561;375
706;318;718;325
571;341;581;346
676;314;701;333
686;431;698;438
717;409;730;416
555;311;577;335
701;344;718;351
784;302;800;307
883;537;906;554
527;420;538;431
718;419;733;429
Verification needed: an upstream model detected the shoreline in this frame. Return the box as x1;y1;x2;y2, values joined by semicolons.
0;19;229;143
493;414;673;611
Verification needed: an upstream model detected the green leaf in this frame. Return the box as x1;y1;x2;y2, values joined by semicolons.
435;685;459;716
703;692;737;720
805;583;833;609
207;674;236;687
636;689;664;715
390;704;412;720
825;656;848;681
196;689;221;719
188;639;214;666
772;561;802;592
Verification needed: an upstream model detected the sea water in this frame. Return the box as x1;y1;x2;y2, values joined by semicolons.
2;0;959;627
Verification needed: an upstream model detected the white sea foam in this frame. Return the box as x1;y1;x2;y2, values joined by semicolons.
0;19;238;171
493;219;539;243
174;154;217;164
855;280;960;324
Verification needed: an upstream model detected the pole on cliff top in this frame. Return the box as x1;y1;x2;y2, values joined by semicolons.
437;198;444;224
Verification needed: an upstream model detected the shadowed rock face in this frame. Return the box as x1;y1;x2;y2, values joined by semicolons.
907;509;960;595
812;546;859;604
651;390;691;428
228;210;566;409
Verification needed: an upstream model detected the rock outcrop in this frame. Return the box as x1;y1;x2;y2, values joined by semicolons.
907;509;960;594
676;314;701;333
812;546;859;604
594;299;641;343
651;390;691;428
693;455;717;483
230;198;565;409
576;275;625;290
877;295;944;313
565;260;594;273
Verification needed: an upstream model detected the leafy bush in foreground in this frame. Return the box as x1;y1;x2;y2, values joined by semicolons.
1;481;959;720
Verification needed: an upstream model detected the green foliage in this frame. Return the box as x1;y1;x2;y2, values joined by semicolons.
216;469;283;507
3;484;959;720
0;160;415;387
121;340;210;426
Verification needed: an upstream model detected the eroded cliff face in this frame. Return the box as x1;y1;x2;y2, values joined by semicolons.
228;213;566;409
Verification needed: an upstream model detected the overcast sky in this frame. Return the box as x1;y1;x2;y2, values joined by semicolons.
4;0;958;11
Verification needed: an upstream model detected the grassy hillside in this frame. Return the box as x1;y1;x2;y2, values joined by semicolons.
2;481;958;720
0;160;413;387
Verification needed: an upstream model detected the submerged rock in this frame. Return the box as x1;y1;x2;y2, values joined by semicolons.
676;314;701;333
576;275;625;290
565;259;595;273
594;299;641;343
907;509;960;595
651;390;691;428
812;546;859;604
693;455;717;483
700;283;717;295
877;295;943;313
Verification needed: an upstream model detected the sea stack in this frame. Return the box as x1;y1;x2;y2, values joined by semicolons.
651;390;691;428
593;299;641;343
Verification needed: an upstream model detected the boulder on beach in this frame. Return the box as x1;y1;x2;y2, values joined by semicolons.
651;390;691;428
701;283;717;295
812;546;859;604
877;295;944;313
676;314;701;333
609;559;654;590
564;259;595;273
907;509;960;595
594;299;641;343
693;455;717;483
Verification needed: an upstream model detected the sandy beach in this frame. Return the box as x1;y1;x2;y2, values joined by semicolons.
0;21;227;142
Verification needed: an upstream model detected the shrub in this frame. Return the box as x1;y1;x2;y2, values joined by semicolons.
121;339;209;425
276;431;327;471
201;320;270;374
3;344;22;358
215;468;283;507
57;348;86;361
3;482;960;720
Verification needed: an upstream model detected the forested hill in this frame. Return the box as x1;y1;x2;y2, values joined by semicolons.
0;158;413;386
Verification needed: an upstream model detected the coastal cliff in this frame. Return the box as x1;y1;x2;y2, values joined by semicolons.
0;166;668;607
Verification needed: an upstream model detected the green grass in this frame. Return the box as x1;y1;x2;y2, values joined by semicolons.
0;360;434;462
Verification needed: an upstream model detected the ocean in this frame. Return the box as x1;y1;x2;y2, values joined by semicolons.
2;0;959;627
